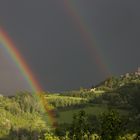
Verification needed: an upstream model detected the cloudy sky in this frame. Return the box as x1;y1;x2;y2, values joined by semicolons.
0;0;140;94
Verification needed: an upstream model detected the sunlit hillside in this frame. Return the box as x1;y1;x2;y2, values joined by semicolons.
0;71;140;139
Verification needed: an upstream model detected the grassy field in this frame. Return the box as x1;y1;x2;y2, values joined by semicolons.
57;104;129;123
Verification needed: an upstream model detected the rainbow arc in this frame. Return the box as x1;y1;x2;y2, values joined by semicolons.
64;0;111;76
0;27;56;127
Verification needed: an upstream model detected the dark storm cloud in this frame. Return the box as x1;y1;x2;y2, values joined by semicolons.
0;0;140;94
0;47;30;94
91;0;140;74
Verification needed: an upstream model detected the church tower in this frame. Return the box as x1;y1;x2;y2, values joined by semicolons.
138;67;140;75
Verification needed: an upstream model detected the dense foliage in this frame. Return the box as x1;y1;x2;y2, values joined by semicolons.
46;94;87;108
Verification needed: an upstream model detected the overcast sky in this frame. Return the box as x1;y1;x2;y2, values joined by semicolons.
0;0;140;94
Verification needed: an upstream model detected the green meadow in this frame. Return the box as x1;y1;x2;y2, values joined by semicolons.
57;104;129;123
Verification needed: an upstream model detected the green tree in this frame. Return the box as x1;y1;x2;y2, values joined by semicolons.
100;110;124;140
70;110;89;140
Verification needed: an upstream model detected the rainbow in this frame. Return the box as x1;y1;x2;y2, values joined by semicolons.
0;27;56;127
64;0;111;77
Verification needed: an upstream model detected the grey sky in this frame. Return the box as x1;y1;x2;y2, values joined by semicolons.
0;0;140;94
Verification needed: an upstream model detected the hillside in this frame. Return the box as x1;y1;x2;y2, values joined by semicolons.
95;70;140;91
0;71;140;139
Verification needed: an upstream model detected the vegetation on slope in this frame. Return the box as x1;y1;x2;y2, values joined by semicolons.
0;72;140;139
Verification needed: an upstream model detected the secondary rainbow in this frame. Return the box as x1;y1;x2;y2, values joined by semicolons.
64;0;111;77
0;27;56;127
